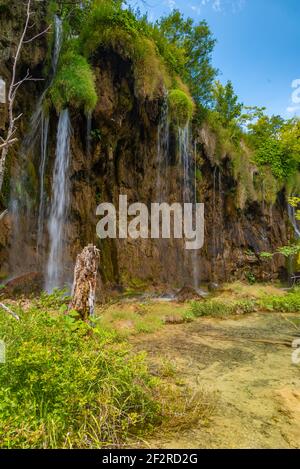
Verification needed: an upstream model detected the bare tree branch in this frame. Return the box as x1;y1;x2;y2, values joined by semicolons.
0;303;20;321
0;0;49;194
0;209;8;221
23;25;51;44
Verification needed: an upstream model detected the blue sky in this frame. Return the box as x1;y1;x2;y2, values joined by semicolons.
128;0;300;118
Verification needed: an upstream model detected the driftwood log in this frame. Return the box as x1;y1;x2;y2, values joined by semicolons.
69;244;100;321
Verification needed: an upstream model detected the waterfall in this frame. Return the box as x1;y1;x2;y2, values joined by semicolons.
52;15;63;73
36;15;63;257
156;98;169;201
178;124;199;288
178;125;191;203
36;114;49;255
23;15;62;152
45;109;71;292
288;204;300;239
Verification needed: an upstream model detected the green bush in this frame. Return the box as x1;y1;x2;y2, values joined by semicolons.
189;299;257;318
168;89;194;127
260;289;300;312
254;138;296;181
49;45;97;113
0;306;160;448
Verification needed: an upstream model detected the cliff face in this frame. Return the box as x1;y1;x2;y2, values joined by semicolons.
0;5;292;289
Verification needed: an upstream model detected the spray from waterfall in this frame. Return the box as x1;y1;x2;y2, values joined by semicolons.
45;109;71;292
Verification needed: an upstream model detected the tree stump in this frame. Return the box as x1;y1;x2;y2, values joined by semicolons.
69;244;100;321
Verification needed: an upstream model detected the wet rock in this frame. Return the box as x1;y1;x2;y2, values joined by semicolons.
163;315;186;325
2;272;43;297
208;282;219;292
176;286;205;303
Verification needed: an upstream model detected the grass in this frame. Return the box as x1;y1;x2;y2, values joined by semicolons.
79;1;170;100
0;301;161;448
188;284;300;319
96;301;189;337
49;44;97;113
2;282;298;448
188;298;257;319
168;89;195;127
0;290;213;448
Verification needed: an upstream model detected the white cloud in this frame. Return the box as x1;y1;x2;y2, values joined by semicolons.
189;3;202;14
194;0;246;13
165;0;177;9
287;106;300;114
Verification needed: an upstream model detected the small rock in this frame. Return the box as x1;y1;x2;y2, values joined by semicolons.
163;315;185;325
176;286;205;302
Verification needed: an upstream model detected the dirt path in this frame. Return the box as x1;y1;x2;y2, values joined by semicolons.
132;311;300;448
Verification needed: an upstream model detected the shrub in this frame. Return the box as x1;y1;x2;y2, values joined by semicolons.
168;89;194;127
189;299;256;318
254;166;282;206
254;138;296;181
49;45;98;113
260;289;300;312
0;307;160;448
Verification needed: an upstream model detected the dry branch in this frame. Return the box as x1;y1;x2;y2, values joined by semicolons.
0;302;20;321
0;0;49;193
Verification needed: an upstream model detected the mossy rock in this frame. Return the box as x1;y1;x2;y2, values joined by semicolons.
49;46;98;113
168;89;194;127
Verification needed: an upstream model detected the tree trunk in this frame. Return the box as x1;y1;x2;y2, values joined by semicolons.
69;244;100;322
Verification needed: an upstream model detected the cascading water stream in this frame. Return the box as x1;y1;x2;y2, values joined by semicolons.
36;15;63;254
178;125;191;203
36;114;49;255
154;97;171;283
156;97;169;202
52;15;63;73
45;109;71;292
288;203;300;239
9;14;63;274
23;15;62;152
178;124;199;288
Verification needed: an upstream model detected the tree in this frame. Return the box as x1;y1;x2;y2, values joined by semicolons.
247;114;285;147
158;10;217;106
0;0;50;196
280;118;300;164
211;80;243;126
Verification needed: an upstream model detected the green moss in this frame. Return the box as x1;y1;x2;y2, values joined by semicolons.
168;89;194;127
79;1;170;100
254;167;282;206
49;45;97;113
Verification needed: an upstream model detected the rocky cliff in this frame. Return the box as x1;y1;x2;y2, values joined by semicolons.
0;1;292;290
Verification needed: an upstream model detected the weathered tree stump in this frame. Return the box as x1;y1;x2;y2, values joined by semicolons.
69;244;100;321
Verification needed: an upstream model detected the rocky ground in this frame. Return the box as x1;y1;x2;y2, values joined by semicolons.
132;310;300;448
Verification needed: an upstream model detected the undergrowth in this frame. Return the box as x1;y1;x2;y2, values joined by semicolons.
0;304;160;448
188;287;300;318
